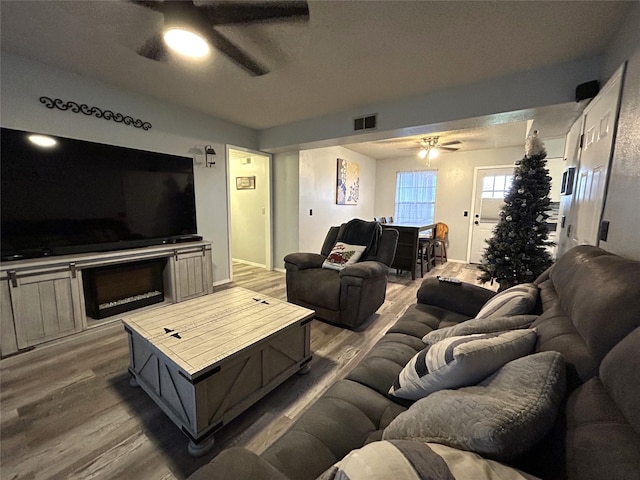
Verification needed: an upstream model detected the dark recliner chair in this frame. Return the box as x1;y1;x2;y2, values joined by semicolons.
284;224;398;329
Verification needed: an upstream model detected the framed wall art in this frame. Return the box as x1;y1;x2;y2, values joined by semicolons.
336;158;360;205
236;176;256;190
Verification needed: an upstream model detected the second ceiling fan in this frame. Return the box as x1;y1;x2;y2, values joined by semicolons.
403;136;462;161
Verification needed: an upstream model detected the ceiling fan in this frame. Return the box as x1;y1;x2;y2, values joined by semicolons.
401;136;462;161
133;1;310;76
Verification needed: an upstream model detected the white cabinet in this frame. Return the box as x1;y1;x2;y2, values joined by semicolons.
0;281;18;355
174;247;214;302
1;241;213;357
8;267;83;349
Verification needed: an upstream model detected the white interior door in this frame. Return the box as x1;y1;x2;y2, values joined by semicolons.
569;65;624;247
555;117;583;258
469;167;514;264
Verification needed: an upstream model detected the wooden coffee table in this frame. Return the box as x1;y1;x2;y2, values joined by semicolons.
122;287;314;456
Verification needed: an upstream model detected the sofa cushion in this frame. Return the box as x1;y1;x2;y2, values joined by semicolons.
546;245;640;368
475;283;538;319
531;280;593;391
187;447;289;480
388;303;471;339
565;377;640;480
417;277;497;318
322;242;366;270
261;379;407;480
423;314;537;345
599;326;640;437
389;329;537;401
384;351;566;461
290;268;341;311
317;440;541;480
346;333;425;398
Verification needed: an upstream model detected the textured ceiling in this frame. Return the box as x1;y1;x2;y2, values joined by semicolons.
0;0;631;132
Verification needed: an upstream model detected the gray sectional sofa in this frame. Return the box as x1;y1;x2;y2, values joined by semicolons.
189;245;640;480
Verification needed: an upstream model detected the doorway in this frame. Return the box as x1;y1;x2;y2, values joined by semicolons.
227;146;273;277
467;166;515;264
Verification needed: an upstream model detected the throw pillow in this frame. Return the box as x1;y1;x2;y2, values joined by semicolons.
317;440;541;480
389;329;537;400
383;351;566;461
321;242;366;271
422;314;538;345
475;283;538;319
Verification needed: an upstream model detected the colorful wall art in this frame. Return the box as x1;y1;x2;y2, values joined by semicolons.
336;158;360;205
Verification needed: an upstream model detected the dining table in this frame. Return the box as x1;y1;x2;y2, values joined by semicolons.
382;222;436;280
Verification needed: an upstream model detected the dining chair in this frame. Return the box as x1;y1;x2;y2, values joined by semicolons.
429;222;448;264
374;217;387;223
385;216;394;223
417;236;434;277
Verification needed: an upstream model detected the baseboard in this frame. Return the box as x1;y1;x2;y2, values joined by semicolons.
447;258;470;264
213;278;232;287
274;267;286;273
232;258;267;268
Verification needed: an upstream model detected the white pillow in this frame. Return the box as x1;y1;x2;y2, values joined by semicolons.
389;329;537;400
322;242;366;270
317;440;540;480
475;283;538;319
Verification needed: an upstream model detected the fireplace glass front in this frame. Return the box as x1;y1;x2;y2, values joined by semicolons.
83;258;167;319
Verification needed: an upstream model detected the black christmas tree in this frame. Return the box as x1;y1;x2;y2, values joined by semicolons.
478;131;554;290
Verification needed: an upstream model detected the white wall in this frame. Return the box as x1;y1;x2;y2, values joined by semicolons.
374;145;565;262
298;146;376;253
547;158;566;202
600;47;640;259
1;53;258;284
229;154;269;266
259;57;602;152
273;151;301;269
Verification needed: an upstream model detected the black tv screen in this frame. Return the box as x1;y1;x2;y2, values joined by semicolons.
1;128;198;260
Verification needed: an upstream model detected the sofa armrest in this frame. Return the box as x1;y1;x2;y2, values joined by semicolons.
187;447;289;480
339;261;388;279
284;252;326;271
416;277;497;318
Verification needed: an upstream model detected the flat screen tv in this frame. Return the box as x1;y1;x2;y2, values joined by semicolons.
1;127;199;261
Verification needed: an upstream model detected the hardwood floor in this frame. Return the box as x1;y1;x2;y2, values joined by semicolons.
0;261;493;480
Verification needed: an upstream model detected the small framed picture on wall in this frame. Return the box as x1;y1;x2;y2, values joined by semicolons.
236;176;256;190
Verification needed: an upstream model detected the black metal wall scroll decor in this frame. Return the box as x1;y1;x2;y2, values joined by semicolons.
39;96;152;131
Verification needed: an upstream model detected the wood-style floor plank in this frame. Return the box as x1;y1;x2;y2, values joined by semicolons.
0;261;493;479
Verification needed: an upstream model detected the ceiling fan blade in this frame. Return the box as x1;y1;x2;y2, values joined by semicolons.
199;1;309;25
439;146;460;152
131;0;165;12
137;32;170;62
440;140;462;146
206;28;269;76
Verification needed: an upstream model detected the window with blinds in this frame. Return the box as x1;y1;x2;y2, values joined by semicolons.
394;170;437;224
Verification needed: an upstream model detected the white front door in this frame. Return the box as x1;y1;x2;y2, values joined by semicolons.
569;65;624;247
468;167;514;264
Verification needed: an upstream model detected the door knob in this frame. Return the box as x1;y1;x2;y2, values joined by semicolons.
474;221;479;225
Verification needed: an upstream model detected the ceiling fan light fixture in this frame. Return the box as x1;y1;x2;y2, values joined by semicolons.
163;28;209;58
418;148;428;159
428;148;440;160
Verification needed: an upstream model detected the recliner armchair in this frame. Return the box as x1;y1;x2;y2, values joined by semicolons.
284;225;398;329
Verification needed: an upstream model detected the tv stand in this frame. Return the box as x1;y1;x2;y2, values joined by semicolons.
0;241;213;358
